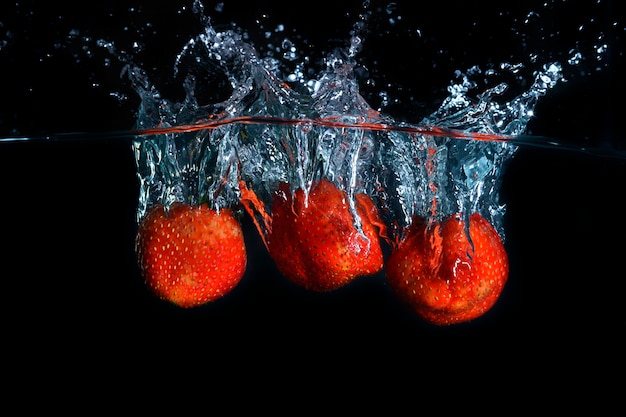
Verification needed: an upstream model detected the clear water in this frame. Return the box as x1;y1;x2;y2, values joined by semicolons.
2;4;625;395
113;1;590;241
0;0;622;243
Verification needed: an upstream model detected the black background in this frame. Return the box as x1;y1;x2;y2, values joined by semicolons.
0;0;624;410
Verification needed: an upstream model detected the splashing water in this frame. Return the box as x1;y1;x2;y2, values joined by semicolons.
0;0;621;242
116;0;572;242
0;0;623;329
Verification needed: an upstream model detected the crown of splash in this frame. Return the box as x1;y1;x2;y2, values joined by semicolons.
127;3;565;241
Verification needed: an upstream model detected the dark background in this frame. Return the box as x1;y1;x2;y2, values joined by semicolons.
0;0;624;409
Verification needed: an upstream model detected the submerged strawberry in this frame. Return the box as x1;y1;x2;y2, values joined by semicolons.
267;179;384;292
385;213;508;325
135;203;247;308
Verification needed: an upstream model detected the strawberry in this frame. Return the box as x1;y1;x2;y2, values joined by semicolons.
385;213;508;325
135;203;247;308
266;179;385;292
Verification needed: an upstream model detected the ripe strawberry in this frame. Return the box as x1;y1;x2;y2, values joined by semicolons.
385;213;508;325
267;179;385;292
135;203;247;308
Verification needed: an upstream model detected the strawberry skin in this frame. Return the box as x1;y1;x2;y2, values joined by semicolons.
268;179;384;292
385;213;508;325
136;203;247;308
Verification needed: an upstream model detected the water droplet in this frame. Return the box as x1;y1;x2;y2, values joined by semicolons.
568;50;582;65
524;11;541;25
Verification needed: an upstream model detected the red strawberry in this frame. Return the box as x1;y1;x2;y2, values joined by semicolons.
385;213;508;325
135;203;247;308
266;179;385;292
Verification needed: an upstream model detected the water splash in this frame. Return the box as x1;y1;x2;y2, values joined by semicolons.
0;0;621;242
119;0;576;242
